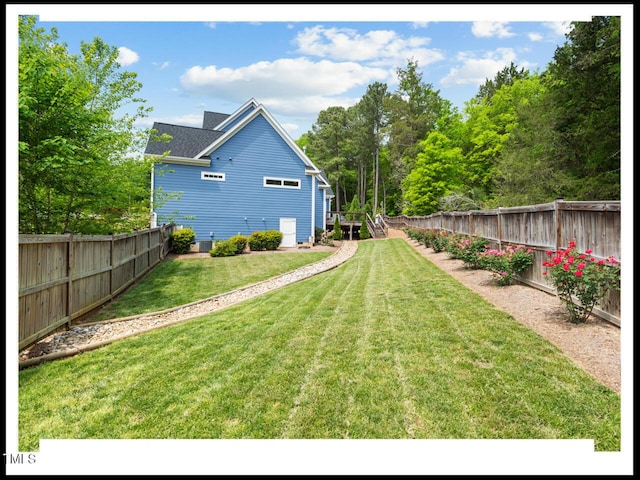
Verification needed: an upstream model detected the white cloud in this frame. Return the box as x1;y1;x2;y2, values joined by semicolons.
471;21;515;39
260;95;360;117
117;46;139;66
153;61;171;69
527;32;543;42
280;122;299;133
206;22;216;29
440;48;517;87
179;57;390;115
137;113;204;129
412;22;428;29
293;26;444;67
544;21;573;37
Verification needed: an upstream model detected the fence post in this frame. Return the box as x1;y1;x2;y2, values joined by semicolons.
133;229;139;279
110;233;115;299
497;207;502;251
66;232;73;329
555;198;563;251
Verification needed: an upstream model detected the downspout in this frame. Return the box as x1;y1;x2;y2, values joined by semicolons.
149;162;157;228
311;174;316;243
322;190;327;231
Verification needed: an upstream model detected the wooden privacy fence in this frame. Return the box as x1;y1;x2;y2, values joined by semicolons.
385;200;621;326
18;224;176;350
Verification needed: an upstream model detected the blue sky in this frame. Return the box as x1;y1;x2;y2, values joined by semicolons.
10;4;630;141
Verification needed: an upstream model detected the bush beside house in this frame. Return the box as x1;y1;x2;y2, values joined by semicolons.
170;228;196;254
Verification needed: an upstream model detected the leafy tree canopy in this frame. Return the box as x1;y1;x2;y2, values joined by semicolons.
19;15;152;234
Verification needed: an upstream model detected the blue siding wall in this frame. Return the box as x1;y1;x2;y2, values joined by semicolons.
314;185;326;232
154;114;314;244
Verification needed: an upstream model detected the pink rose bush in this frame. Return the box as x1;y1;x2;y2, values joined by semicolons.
477;244;534;286
542;241;620;323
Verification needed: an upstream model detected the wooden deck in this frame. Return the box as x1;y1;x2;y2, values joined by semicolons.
326;213;388;240
326;219;362;240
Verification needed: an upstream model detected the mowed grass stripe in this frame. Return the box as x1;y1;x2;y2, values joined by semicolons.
88;251;333;321
18;239;620;450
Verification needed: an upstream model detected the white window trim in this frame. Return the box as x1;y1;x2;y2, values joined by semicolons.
263;176;301;189
201;171;226;181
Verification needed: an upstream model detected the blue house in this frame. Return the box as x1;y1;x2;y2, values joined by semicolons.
144;99;334;247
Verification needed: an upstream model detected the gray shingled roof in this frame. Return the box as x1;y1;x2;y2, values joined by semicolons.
203;111;231;130
144;122;225;158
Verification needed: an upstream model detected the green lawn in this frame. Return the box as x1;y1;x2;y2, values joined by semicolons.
87;250;333;321
18;239;620;451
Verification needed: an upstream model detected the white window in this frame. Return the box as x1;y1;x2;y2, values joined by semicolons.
264;177;301;189
201;171;225;181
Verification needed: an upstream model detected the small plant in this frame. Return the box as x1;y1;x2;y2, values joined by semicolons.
332;216;343;240
170;227;196;254
359;219;371;240
317;229;334;246
477;244;534;286
209;239;237;257
542;241;620;323
228;234;248;254
420;229;438;249
431;230;450;253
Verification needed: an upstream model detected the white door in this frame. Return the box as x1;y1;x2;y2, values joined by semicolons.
279;218;296;247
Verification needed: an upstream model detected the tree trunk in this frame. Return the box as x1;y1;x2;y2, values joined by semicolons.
373;147;379;216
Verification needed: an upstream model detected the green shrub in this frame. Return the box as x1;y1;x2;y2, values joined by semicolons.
209;239;237;257
170;228;196;254
248;230;284;251
404;227;421;242
228;234;248;254
421;229;438;248
431;230;450;253
332;217;343;240
359;219;371;239
264;230;284;250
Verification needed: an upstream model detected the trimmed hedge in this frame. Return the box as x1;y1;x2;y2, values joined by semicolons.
209;239;237;257
170;228;196;254
248;230;284;251
228;234;249;254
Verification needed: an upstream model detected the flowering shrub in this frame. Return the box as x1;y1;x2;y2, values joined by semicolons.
477;244;534;286
542;241;620;323
446;234;487;269
431;230;450;253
